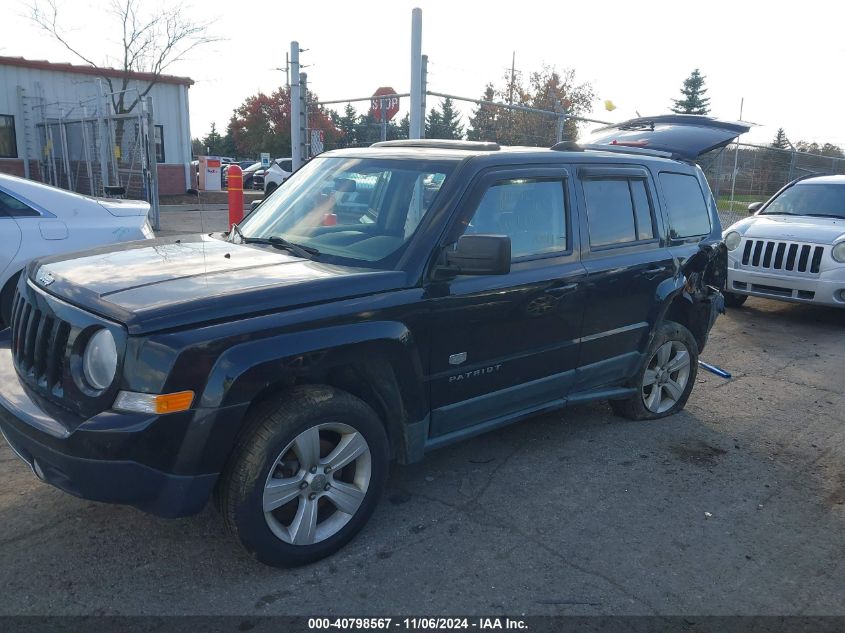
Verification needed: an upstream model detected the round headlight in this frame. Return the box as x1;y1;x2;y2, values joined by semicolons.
832;242;845;263
724;231;742;251
83;329;117;391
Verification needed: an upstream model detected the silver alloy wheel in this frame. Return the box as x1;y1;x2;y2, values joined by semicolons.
641;340;691;414
263;422;372;545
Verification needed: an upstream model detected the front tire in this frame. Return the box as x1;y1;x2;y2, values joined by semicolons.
218;385;389;567
610;321;698;421
264;182;278;197
723;292;748;308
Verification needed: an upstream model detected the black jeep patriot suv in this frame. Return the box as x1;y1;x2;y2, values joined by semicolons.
0;116;747;566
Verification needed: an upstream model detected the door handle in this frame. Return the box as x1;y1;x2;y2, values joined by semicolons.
546;282;579;296
644;265;667;279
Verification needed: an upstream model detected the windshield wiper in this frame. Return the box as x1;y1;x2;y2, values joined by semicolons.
228;222;244;242
242;235;320;259
228;223;318;258
802;213;845;219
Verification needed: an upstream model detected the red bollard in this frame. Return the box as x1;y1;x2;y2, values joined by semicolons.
227;165;244;227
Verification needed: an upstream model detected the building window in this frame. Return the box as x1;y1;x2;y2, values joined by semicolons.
154;125;165;163
0;115;17;159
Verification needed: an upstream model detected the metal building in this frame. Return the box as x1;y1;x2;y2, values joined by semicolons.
0;56;193;198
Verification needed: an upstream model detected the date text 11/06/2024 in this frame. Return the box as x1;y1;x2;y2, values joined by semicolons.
307;617;529;630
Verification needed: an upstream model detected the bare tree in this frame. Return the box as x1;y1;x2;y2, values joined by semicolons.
29;0;218;115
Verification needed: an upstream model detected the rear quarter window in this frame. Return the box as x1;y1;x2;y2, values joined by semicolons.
659;172;711;239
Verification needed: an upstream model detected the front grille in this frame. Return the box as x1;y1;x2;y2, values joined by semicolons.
10;288;71;394
740;239;824;275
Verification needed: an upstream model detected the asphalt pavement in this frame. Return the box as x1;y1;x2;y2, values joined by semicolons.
0;213;843;615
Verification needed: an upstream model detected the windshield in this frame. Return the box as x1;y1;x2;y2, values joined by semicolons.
238;156;455;264
763;183;845;219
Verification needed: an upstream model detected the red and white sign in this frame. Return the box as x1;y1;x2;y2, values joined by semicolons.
370;87;400;122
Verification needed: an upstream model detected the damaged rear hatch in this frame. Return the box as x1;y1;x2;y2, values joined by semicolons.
584;114;751;161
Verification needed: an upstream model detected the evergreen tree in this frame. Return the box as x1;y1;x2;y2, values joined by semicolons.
425;107;443;139
771;128;790;150
336;103;359;147
438;98;464;139
424;98;464;140
467;84;499;141
670;69;711;115
201;123;226;155
397;113;410;139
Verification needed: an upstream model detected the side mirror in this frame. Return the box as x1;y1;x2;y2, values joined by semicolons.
445;234;511;276
747;201;764;213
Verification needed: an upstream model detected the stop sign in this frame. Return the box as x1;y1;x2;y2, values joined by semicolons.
370;87;400;122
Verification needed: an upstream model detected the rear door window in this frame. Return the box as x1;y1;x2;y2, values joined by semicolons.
583;177;655;247
0;190;39;217
659;172;711;238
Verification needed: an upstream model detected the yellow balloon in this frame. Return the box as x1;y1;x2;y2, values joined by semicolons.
604;100;617;112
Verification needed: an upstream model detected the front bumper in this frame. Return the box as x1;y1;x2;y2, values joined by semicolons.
727;266;845;307
0;330;246;518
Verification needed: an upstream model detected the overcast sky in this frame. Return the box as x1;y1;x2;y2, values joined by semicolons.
3;0;844;147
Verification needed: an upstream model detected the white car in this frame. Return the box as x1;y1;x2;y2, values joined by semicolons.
0;173;154;327
263;158;293;196
722;174;845;308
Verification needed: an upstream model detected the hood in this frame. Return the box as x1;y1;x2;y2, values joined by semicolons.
32;234;407;334
729;214;845;244
95;198;151;218
584;115;751;160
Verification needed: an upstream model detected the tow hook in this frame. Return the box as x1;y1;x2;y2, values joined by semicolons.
698;360;731;379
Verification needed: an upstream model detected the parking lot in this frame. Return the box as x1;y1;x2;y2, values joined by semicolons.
0;208;842;615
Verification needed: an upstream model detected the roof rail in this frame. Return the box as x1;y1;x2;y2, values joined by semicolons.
581;143;675;159
371;139;500;151
557;143;676;159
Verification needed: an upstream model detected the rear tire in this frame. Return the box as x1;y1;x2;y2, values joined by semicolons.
723;292;748;308
217;385;388;567
610;321;698;421
264;182;278;197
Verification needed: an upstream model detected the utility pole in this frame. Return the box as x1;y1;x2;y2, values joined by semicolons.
507;51;516;140
409;8;423;139
380;98;388;142
728;97;744;210
508;51;515;107
420;54;428;139
290;41;302;170
301;72;309;161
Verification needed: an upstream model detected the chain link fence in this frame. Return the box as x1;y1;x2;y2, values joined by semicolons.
317;94;845;232
699;143;845;228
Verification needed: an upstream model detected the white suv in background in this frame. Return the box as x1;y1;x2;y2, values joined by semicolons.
0;173;153;327
263;158;293;196
722;174;845;308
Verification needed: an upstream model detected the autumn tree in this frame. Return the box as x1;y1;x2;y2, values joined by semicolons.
30;0;218;116
670;69;711;115
227;86;340;158
473;65;594;146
